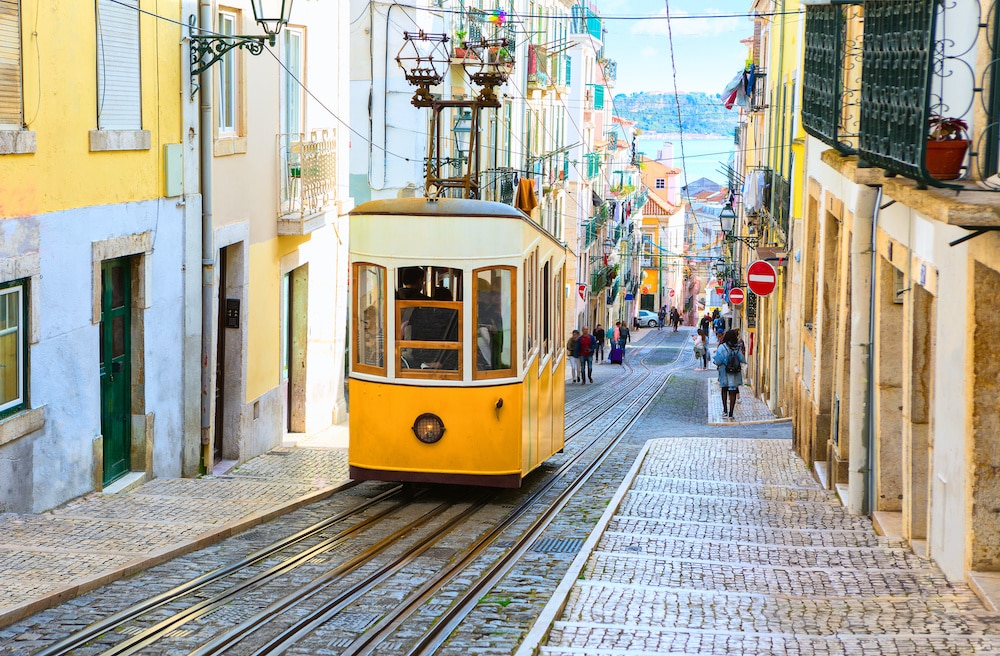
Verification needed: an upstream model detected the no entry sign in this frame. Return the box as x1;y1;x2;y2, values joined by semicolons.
728;288;745;305
747;260;777;296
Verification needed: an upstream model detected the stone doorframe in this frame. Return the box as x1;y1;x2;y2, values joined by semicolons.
90;232;152;489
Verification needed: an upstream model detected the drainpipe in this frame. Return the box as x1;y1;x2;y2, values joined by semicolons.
848;184;881;515
198;0;215;474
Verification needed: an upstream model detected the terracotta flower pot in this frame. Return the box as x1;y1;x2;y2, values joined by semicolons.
925;139;969;180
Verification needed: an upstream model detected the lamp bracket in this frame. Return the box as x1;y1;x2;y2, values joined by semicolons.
189;15;270;95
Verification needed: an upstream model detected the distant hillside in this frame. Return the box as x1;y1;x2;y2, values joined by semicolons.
614;92;738;138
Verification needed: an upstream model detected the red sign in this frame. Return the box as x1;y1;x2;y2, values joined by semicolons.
578;284;587;301
728;288;745;305
747;260;777;296
714;286;725;296
669;288;675;298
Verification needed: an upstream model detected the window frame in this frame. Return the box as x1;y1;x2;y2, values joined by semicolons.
473;265;517;381
0;278;28;419
216;9;239;136
95;0;141;130
655;178;666;190
0;0;23;130
352;263;387;376
281;26;305;136
395;300;463;381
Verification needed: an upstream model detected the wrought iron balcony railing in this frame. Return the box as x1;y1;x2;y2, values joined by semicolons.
571;4;603;42
803;0;989;187
749;67;767;113
278;129;337;235
478;167;517;205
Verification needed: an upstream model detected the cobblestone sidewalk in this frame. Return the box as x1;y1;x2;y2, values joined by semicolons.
706;379;791;426
519;438;1000;656
0;429;350;629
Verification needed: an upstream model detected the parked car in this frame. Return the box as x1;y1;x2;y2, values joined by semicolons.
637;310;659;327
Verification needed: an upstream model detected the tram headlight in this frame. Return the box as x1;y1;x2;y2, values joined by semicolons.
412;413;445;443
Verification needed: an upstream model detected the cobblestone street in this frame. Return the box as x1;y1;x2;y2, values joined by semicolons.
519;437;1000;655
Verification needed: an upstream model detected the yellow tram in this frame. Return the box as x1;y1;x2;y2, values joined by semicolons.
348;197;567;487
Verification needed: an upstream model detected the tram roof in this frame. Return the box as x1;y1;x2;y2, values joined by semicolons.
350;197;527;219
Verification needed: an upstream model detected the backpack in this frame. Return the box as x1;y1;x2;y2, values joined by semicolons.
724;345;742;374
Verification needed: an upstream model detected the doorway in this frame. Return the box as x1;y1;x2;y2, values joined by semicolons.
213;243;245;470
99;257;132;486
282;265;308;433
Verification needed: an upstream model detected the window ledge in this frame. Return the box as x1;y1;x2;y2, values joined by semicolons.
214;136;247;157
89;130;151;152
0;406;45;447
0;130;36;155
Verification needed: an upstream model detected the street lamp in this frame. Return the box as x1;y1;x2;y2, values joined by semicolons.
718;203;759;247
189;0;294;83
452;109;473;162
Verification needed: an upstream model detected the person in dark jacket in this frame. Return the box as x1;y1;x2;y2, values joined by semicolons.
578;326;596;384
713;329;746;420
593;324;606;362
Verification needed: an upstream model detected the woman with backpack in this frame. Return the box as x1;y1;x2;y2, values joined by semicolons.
713;329;746;419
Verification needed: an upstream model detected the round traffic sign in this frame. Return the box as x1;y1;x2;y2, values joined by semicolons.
728;287;745;305
747;260;777;296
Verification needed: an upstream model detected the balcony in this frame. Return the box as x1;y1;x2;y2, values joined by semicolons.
749;67;767;113
802;0;989;187
599;58;616;84
277;129;337;235
571;4;603;42
479;167;517;205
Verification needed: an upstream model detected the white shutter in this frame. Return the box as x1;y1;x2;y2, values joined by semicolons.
96;0;140;130
0;0;21;129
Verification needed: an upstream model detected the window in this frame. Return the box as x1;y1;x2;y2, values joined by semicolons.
282;27;304;136
96;0;141;130
554;267;563;362
395;266;463;379
524;252;535;355
542;260;550;355
0;0;22;130
217;10;238;134
655;178;666;190
474;267;515;379
0;279;27;418
353;263;386;375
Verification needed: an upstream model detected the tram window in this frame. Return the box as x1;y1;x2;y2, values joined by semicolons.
396;266;463;379
554;268;563;361
473;266;515;379
353;263;386;375
524;254;534;355
542;261;550;355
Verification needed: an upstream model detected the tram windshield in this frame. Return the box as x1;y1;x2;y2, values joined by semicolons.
396;266;463;376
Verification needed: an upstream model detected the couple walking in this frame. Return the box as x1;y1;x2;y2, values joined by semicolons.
566;326;596;384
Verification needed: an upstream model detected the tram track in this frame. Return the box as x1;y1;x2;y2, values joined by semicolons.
29;332;682;656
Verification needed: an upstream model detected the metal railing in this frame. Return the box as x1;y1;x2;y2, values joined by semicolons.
478;167;517;205
278;129;337;221
802;0;988;187
571;4;602;42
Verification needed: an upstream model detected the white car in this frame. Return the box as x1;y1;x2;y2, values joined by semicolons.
637;310;659;327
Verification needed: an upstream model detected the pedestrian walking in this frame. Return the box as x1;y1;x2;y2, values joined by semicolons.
566;330;581;383
619;321;631;353
594;324;606;362
578;326;596;384
713;328;746;419
693;329;708;369
669;307;681;332
712;314;726;345
611;321;621;361
657;307;666;331
699;312;712;338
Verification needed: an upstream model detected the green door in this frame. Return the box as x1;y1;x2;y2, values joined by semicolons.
100;258;131;486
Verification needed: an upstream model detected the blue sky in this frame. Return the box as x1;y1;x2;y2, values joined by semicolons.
598;0;755;96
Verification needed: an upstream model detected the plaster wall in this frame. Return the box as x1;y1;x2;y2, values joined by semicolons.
1;1;182;218
0;199;185;513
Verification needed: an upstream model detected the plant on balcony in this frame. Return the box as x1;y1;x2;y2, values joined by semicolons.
452;29;467;57
926;114;969;181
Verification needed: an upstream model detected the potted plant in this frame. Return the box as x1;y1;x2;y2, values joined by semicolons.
453;29;467;58
926;114;969;180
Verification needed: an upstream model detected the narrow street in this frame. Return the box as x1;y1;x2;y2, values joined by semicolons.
0;329;997;655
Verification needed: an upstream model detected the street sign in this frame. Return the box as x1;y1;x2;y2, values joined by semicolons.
747;260;777;296
728;288;745;305
714;286;725;296
669;288;675;298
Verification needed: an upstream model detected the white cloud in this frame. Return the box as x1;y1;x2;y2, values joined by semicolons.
630;9;743;37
